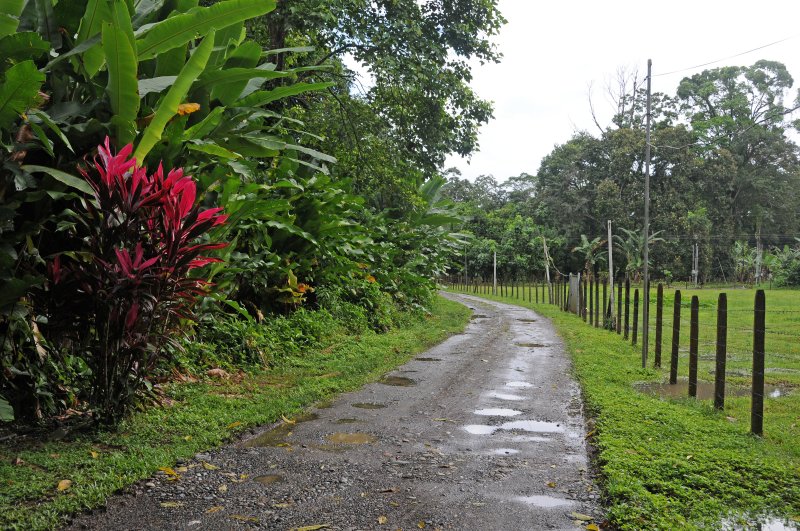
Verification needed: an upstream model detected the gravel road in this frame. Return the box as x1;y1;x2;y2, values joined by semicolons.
67;293;602;530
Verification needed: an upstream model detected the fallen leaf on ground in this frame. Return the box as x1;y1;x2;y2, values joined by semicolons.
218;484;228;493
89;451;99;459
281;415;296;425
379;487;397;493
571;512;593;521
206;368;230;379
57;479;72;491
176;466;188;473
273;503;292;508
158;467;178;476
202;462;219;470
184;435;192;441
227;421;242;429
12;457;24;466
205;506;224;513
546;481;556;488
586;524;600;531
292;525;329;531
160;501;184;508
584;429;596;439
378;515;388;524
418;522;426;529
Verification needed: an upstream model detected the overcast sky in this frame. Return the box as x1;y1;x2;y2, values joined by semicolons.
443;0;800;181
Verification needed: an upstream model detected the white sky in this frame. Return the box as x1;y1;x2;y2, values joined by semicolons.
443;0;800;181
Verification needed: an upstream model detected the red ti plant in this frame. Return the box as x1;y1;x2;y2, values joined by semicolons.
43;138;226;423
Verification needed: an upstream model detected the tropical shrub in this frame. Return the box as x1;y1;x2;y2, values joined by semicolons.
35;139;226;423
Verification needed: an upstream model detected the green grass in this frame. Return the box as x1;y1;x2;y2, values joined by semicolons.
449;285;800;530
0;296;471;531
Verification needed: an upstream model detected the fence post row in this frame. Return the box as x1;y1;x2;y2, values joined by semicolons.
616;280;622;334
688;295;699;398
670;290;681;385
714;293;727;411
751;290;766;436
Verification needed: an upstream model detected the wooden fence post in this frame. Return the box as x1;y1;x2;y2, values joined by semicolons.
714;293;727;410
617;279;622;334
582;277;587;321
655;284;663;368
595;276;600;328
632;289;639;345
689;295;699;398
751;290;765;435
670;290;681;385
602;279;607;328
624;278;631;340
589;277;594;325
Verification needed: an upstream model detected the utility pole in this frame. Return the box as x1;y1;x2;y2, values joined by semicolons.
642;58;652;369
493;249;497;295
607;220;615;326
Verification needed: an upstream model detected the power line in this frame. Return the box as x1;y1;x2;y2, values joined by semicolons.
652;34;800;78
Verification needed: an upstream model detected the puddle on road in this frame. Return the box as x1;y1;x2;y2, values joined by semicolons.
514;495;574;508
380;376;417;387
416;357;442;362
492;448;520;455
335;418;363;424
517;318;537;323
636;380;787;400
243;413;319;447
514;343;546;348
253;474;283;485
464;425;497;435
326;432;378;444
505;381;534;389
510;435;550;443
487;391;525;401
501;420;564;433
352;402;386;409
464;420;564;436
474;408;522;417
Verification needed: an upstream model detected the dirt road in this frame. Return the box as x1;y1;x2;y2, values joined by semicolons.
68;294;601;530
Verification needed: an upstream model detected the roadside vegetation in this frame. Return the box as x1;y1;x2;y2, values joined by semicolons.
449;286;800;530
0;297;470;531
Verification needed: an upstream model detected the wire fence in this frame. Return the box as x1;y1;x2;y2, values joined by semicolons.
444;275;799;436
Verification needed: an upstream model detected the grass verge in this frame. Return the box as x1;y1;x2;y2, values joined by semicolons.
0;296;470;531
449;288;800;530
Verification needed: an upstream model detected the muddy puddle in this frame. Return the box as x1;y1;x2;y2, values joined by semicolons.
352;402;386;409
253;474;283;485
487;391;525;401
636;380;787;400
379;376;416;387
243;413;319;447
514;342;546;348
326;432;377;444
514;495;574;508
415;357;442;362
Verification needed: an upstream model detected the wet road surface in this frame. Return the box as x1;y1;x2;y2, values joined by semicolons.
68;293;602;530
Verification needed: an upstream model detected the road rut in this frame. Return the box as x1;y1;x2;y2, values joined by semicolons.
68;293;601;530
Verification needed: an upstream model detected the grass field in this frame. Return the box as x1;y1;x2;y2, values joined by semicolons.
448;283;800;530
0;297;471;531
